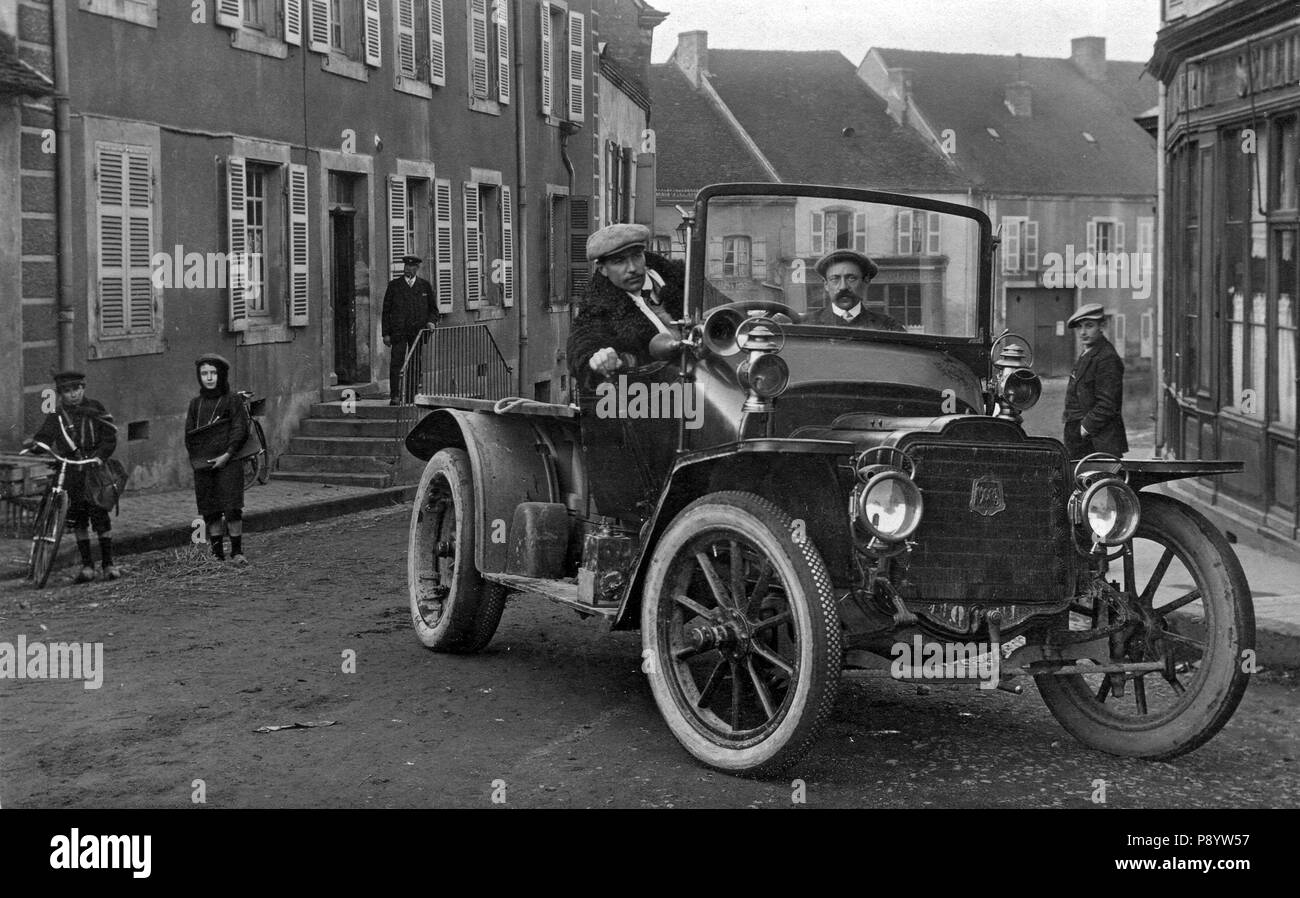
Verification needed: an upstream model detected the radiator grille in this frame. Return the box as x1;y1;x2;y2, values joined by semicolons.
895;440;1072;604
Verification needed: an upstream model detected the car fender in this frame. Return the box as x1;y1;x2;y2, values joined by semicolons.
406;409;575;574
611;438;856;630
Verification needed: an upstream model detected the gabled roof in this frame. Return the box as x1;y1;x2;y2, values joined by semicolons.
650;63;774;197
873;48;1156;197
705;49;970;192
0;42;53;98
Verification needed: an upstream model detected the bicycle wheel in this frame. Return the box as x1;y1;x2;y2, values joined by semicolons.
254;421;270;484
28;489;70;589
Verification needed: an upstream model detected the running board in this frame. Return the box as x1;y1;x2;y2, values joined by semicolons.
484;572;619;620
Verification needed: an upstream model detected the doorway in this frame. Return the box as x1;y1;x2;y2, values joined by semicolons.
331;208;359;383
1006;288;1074;377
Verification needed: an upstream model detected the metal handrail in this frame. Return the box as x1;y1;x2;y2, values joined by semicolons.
391;324;515;483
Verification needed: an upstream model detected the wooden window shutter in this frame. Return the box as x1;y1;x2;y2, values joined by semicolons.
434;178;454;313
810;212;824;255
568;195;591;303
464;182;482;308
470;0;490;99
288;163;310;326
495;0;511;104
853;212;867;252
1116;221;1126;253
363;0;382;67
500;185;514;307
216;0;243;29
126;150;154;333
226;156;249;332
567;10;585;122
307;0;330;52
1002;219;1019;271
707;239;724;278
428;0;446;85
284;0;303;46
1024;221;1038;271
396;0;417;78
95;145;128;337
1086;220;1097;256
389;176;408;278
896;209;913;255
927;212;941;254
753;240;768;280
540;2;553;115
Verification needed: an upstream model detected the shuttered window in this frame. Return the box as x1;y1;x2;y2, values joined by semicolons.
389;176;409;279
464;182;483;308
495;0;510;104
569;195;591;303
363;0;382;67
469;0;490;99
396;0;418;79
216;0;243;28
540;1;554;115
288;163;310;326
435;178;454;312
95;143;156;337
284;0;303;45
429;0;446;85
307;0;330;52
500;185;514;306
567;10;585;122
226;157;251;331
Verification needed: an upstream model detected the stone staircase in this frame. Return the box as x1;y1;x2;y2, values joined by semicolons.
273;395;409;488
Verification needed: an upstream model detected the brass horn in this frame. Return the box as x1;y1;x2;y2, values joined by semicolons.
702;307;744;358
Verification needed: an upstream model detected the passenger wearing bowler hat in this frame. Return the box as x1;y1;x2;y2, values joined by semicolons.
382;254;439;405
1063;302;1128;459
25;369;121;582
806;249;905;331
567;223;686;387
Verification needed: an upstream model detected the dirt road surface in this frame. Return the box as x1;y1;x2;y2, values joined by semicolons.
2;506;1297;809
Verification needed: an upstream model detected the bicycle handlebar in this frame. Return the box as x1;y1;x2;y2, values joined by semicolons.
20;441;101;466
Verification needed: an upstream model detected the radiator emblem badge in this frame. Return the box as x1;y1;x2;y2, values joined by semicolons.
969;475;1006;517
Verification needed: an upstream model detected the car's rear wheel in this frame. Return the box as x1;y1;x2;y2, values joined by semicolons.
1035;493;1254;759
641;491;841;777
408;448;507;653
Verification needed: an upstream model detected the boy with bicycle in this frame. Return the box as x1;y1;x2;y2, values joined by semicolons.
24;370;122;582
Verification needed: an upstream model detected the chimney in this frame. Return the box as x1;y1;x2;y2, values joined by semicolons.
675;30;709;88
1071;36;1107;80
1005;81;1032;117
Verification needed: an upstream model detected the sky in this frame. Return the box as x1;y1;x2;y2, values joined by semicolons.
648;0;1162;65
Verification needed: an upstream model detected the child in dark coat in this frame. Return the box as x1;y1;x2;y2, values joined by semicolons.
185;354;251;564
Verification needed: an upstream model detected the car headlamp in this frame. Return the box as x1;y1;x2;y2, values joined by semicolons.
1069;476;1140;546
1000;368;1042;411
738;352;790;400
853;469;924;542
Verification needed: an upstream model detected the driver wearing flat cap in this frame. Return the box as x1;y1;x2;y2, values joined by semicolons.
1063;302;1128;458
806;249;905;331
567;223;685;387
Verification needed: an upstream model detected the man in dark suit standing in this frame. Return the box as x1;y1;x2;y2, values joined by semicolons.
382;254;439;405
1063;302;1128;458
805;249;905;331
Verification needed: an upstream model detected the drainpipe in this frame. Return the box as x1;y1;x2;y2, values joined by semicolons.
1154;80;1167;454
513;0;529;396
52;0;73;368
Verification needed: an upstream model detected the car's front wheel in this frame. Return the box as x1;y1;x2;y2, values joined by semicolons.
408;448;507;653
641;492;841;777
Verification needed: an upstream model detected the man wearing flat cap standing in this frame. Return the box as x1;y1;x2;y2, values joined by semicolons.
382;255;439;405
807;249;905;331
1063;302;1128;459
568;223;685;387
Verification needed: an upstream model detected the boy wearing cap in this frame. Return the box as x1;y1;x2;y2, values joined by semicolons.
25;371;121;581
382;255;439;404
1063;303;1128;458
567;223;685;386
807;250;905;331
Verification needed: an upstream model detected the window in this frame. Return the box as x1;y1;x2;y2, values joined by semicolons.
463;179;514;310
243;0;266;29
1276;230;1298;429
215;0;297;57
94;142;157;337
868;283;923;330
540;2;586;122
1137;216;1155;274
811;208;866;255
898;210;941;256
723;236;751;278
226;155;309;333
1000;217;1039;273
1088;217;1124;255
81;0;157;27
392;0;448;90
305;0;379;71
389;173;453;313
467;0;511;111
651;235;672;257
1271;116;1298;211
603;142;635;226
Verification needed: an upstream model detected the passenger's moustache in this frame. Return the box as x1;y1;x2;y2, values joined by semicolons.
834;288;858;307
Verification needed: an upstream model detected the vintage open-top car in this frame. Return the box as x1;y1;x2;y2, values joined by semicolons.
402;183;1255;776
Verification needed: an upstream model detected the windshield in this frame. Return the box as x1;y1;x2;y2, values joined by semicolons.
697;192;985;339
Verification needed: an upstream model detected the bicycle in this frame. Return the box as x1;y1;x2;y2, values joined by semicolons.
19;440;102;589
237;391;271;488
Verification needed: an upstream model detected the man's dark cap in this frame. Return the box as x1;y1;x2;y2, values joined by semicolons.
53;370;86;387
402;255;423;265
814;249;879;281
